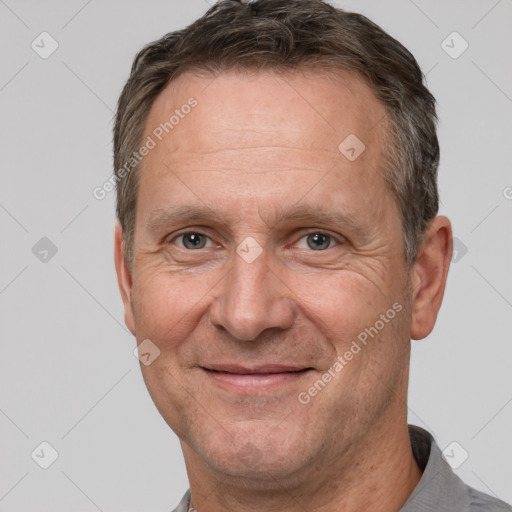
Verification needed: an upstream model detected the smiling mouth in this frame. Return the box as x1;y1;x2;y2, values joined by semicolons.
202;364;313;374
204;368;312;375
201;366;314;392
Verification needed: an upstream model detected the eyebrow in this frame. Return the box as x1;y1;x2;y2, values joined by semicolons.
146;205;220;233
267;203;366;235
145;203;367;238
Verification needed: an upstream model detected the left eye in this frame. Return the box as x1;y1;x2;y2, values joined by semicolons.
175;233;213;249
296;233;337;251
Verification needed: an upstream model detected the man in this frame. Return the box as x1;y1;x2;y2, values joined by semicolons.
113;0;511;510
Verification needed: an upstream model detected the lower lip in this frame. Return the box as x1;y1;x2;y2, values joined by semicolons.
203;368;312;392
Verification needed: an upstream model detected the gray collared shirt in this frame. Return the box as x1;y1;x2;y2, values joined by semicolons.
171;425;511;511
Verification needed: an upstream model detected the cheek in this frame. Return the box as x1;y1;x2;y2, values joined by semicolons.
293;271;409;417
289;269;390;341
130;269;219;436
290;268;409;387
130;268;217;352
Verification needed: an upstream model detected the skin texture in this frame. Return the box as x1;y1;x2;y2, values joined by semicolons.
114;68;453;511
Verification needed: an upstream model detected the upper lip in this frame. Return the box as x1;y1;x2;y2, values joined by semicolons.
202;364;312;374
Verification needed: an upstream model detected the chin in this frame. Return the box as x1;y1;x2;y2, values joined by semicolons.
192;419;318;485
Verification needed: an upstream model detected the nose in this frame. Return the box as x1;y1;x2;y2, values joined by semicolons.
209;245;295;341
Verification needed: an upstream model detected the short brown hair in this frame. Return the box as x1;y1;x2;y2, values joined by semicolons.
113;0;439;269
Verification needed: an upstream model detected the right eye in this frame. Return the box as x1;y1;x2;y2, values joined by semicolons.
173;232;214;250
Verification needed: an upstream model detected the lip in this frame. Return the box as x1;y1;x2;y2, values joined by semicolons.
203;364;311;374
201;365;313;393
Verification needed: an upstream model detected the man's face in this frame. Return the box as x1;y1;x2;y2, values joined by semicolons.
118;69;415;483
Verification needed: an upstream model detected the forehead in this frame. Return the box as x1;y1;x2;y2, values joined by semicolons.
137;67;396;228
144;67;388;159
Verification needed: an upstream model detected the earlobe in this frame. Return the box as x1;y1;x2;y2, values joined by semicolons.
410;216;453;340
114;221;136;335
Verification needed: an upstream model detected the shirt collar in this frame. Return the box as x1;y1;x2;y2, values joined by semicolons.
399;425;470;511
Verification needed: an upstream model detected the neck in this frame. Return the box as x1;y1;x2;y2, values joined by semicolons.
181;406;422;512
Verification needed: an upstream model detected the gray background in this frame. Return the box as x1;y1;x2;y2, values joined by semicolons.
1;0;511;510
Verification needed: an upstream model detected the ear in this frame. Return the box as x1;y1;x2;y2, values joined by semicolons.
410;216;453;340
114;221;136;335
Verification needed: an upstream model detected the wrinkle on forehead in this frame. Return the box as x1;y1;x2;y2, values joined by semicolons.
143;67;389;157
136;66;400;249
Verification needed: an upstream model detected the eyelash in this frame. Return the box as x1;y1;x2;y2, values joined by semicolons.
172;232;217;249
170;230;344;250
